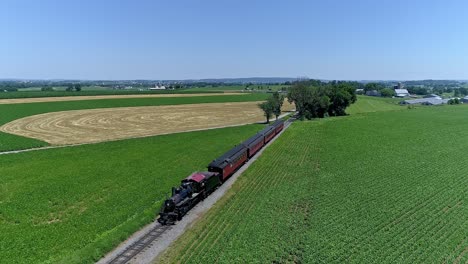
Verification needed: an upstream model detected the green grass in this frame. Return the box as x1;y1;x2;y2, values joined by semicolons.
347;95;403;115
0;89;221;99
0;124;266;264
161;105;468;263
0;93;268;152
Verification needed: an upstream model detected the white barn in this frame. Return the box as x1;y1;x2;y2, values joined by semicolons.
150;85;166;90
395;89;410;97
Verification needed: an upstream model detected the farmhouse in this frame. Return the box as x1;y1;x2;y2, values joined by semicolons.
462;96;468;103
395;89;410;97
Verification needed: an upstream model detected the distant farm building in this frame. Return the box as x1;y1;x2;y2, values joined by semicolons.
401;98;449;105
150;85;166;90
424;94;442;100
462;96;468;103
395;89;410;97
366;90;381;97
393;82;404;90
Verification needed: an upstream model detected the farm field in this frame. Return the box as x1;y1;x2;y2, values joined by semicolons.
0;93;268;152
160;106;468;263
1;101;294;145
0;92;240;105
0;124;266;264
0;89;221;100
346;95;402;115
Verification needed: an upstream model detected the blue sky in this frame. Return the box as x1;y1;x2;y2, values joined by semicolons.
1;0;468;80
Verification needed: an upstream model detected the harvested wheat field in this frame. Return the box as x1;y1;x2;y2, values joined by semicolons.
0;101;295;145
0;93;242;105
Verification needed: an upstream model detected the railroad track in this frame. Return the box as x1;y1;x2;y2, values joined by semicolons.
108;224;170;264
103;115;296;264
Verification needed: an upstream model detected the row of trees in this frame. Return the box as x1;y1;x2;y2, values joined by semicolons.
448;98;461;104
287;81;357;119
258;80;357;121
65;83;82;92
454;88;468;97
35;83;85;92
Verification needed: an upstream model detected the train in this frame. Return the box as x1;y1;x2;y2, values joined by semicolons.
158;119;285;225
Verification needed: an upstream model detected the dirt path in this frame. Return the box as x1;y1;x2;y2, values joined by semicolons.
0;93;243;104
96;119;293;264
0;101;295;145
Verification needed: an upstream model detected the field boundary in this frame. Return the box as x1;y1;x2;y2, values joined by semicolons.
96;119;294;264
0;123;255;155
0;112;293;156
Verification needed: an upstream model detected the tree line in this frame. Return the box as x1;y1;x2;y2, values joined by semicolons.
258;80;357;121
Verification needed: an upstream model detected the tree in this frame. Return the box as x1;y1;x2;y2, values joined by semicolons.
287;80;356;119
433;87;445;95
364;82;385;92
41;86;54;91
66;84;74;91
407;86;428;95
454;89;460;97
287;82;314;117
459;87;468;96
258;101;274;123
326;82;356;116
74;84;82;92
380;88;395;97
270;92;284;120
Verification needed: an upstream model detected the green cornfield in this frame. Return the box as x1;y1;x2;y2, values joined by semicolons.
0;124;265;263
160;105;467;263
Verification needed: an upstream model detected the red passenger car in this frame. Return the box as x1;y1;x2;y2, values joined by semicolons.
260;125;276;144
208;145;248;181
242;133;265;158
272;119;284;134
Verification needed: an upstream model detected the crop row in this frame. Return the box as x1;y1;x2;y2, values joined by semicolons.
161;106;468;263
0;124;264;263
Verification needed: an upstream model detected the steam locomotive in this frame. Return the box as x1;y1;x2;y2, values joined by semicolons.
158;119;285;225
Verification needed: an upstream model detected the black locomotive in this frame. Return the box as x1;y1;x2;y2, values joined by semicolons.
158;120;285;225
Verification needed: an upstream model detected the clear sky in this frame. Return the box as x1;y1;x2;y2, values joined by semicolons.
1;0;468;80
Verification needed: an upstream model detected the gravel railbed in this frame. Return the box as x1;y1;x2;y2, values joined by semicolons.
97;118;293;264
